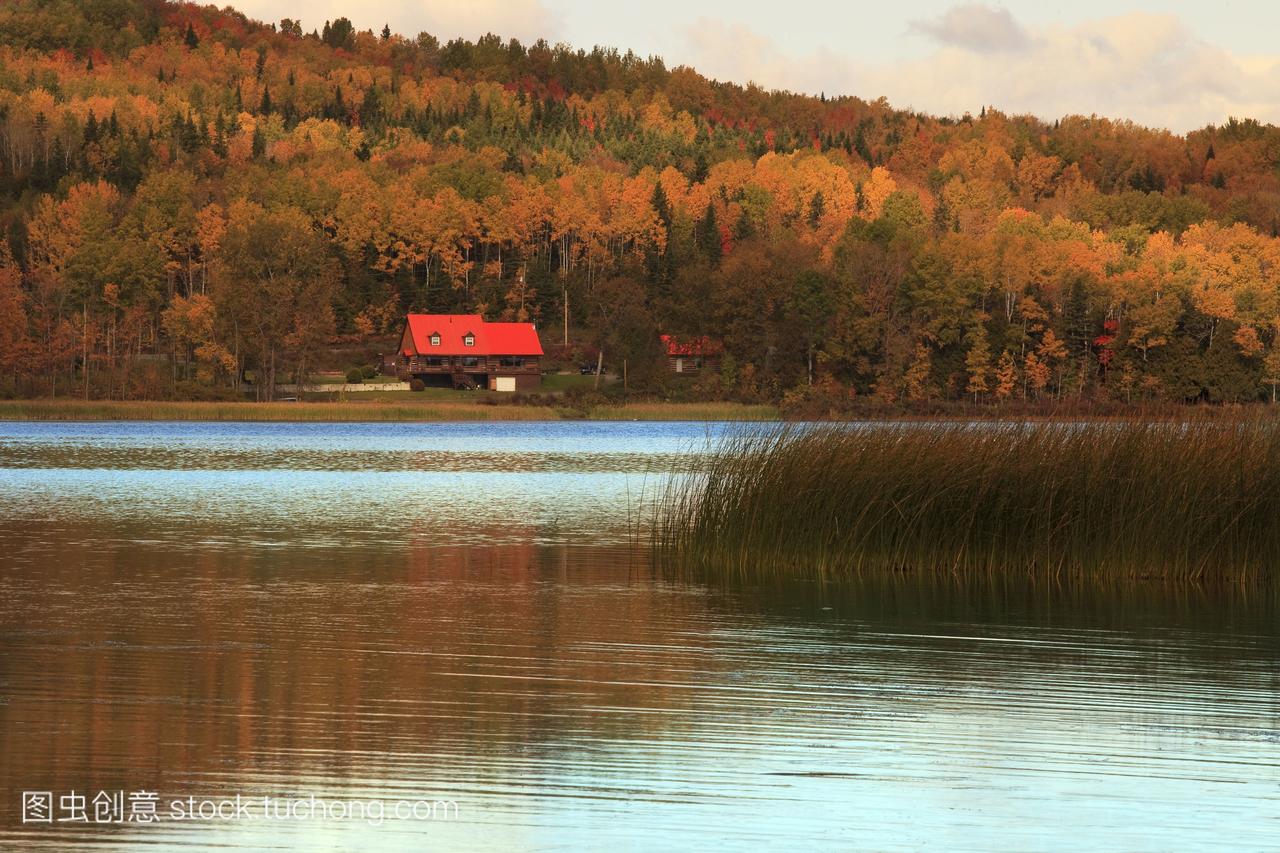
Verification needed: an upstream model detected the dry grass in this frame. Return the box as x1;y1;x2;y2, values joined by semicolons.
655;418;1280;582
587;402;779;421
0;399;560;421
0;398;779;422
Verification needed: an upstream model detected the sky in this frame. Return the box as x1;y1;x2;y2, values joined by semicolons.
228;1;1279;132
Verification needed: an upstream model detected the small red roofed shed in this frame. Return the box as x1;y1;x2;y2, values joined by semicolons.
660;335;723;374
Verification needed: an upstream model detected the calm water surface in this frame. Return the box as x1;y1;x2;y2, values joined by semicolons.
0;421;1276;851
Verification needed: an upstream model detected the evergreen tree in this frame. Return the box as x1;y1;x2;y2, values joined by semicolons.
212;112;228;157
323;18;355;50
359;85;381;127
646;183;674;285
696;203;722;267
180;113;200;152
853;126;871;164
184;22;199;49
259;84;272;115
808;191;825;227
1064;277;1093;391
692;152;709;183
651;182;672;232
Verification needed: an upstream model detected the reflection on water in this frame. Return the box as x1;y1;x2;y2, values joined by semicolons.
0;421;714;550
0;421;1277;851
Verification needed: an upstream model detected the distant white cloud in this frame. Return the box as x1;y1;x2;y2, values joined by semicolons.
680;7;1280;132
231;0;560;44
909;4;1029;53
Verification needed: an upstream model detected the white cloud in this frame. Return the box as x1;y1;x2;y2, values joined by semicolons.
680;8;1280;132
231;0;560;45
909;4;1030;54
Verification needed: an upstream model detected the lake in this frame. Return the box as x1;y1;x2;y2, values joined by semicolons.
0;421;1276;850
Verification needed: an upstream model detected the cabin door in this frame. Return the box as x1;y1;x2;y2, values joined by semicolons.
675;358;684;373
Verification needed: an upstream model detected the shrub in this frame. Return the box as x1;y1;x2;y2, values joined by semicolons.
560;387;609;416
409;378;426;392
778;376;858;419
345;368;364;384
361;365;377;379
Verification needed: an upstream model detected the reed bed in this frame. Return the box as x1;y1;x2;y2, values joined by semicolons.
654;419;1280;582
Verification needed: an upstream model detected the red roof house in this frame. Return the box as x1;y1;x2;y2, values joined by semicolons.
395;314;544;390
660;334;723;374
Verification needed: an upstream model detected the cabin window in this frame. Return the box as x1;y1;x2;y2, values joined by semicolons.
429;334;440;347
425;357;446;367
464;334;475;347
460;356;481;368
499;356;524;368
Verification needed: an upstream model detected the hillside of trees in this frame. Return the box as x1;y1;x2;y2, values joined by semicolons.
4;0;1280;405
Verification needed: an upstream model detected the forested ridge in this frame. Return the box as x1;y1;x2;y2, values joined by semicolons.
3;0;1280;405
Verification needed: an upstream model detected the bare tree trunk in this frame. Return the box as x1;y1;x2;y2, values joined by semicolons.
82;303;89;400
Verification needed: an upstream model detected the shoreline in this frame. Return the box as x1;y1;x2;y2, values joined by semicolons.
0;399;781;423
3;398;1275;424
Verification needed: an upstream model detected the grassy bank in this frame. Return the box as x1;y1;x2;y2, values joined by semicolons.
0;398;777;422
655;419;1280;582
587;402;779;421
0;399;560;421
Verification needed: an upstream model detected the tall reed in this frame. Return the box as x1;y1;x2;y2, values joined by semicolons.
654;419;1280;582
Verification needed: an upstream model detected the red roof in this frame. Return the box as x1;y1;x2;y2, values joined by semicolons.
661;334;722;357
403;314;544;357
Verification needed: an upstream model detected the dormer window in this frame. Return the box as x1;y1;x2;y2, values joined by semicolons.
463;333;475;347
429;333;441;347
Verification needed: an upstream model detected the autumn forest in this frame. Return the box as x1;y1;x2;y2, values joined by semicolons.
3;0;1280;407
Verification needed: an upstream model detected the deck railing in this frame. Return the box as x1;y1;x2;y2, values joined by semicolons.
401;356;540;374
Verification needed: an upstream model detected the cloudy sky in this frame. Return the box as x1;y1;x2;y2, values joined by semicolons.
230;1;1278;132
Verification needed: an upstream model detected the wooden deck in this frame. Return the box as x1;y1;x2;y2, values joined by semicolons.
400;355;540;375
